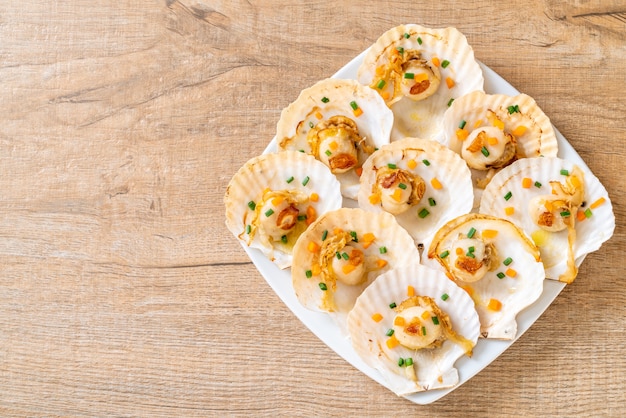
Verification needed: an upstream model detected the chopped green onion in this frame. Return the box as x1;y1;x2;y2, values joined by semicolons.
428;197;436;206
302;176;310;186
281;235;288;244
350;231;358;242
398;182;407;190
459;120;467;129
560;169;569;176
350;100;359;110
468;246;475;253
309;121;314;128
286;176;294;183
403;32;410;39
467;227;476;239
440;250;450;259
379;246;388;254
507;104;520;114
398;358;405;367
322;230;328;241
318;283;327;291
321;96;329;103
447;98;454;107
325;150;332;156
497;272;505;279
481;146;490;157
421;326;426;336
247;201;256;211
305;270;313;278
297;214;307;221
404;72;415;79
441;293;449;301
584;208;593;218
466;251;475;258
341;252;349;260
387;163;397;169
405;357;414;366
504;191;513;201
376;79;386;89
386;328;395;336
417;37;423;44
396;46;404;54
441;60;450;68
418;208;430;218
245;225;251;234
422;159;430;166
298;149;305;153
560;210;571;217
503;257;513;266
389;302;397;309
534;181;542;188
265;209;274;217
431;316;439;325
336;252;341;260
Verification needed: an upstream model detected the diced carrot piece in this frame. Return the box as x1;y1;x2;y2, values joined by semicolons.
432;57;441;67
421;311;430;320
315;111;323;120
376;259;388;268
505;268;517;278
512;125;527;136
271;196;284;206
482;229;498;239
407;159;417;169
407;285;415;297
307;241;320;253
391;188;403;202
487;136;499;146
522;177;532;188
386;335;400;349
305;205;317;225
415;73;429;83
309;193;319;202
329;141;338;151
372;313;383;322
353;107;363;117
311;264;321;276
462;286;474;296
369;194;381;204
431;178;443;190
456;247;464;255
456;128;469;141
504;207;515;216
446;77;455;89
487;298;502;311
590;197;606;209
577;211;587;222
342;264;356;275
474;119;483;128
381;91;391;100
355;167;363;177
394;317;405;326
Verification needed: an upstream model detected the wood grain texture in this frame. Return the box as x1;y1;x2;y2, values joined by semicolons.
0;0;624;416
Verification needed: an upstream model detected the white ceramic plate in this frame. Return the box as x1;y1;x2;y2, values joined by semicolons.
245;49;588;404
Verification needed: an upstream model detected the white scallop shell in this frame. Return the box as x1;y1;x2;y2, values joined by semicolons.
291;208;419;331
357;24;484;141
276;78;393;199
357;137;473;247
442;91;558;207
224;151;343;269
427;214;545;339
347;263;480;396
479;157;615;283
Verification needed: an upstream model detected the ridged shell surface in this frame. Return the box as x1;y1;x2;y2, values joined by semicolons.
291;208;419;331
276;78;393;199
427;214;544;339
224;151;343;269
479;157;614;283
347;264;480;396
442;91;558;207
357;137;473;247
357;24;484;141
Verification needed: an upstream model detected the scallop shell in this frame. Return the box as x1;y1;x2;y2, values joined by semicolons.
479;157;615;283
291;207;419;331
347;263;480;396
276;78;393;199
224;151;343;269
427;213;545;339
357;137;473;247
357;24;484;141
442;91;558;207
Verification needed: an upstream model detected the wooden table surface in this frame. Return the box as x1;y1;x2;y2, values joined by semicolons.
1;1;624;416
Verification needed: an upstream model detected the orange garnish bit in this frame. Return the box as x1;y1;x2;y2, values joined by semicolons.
522;177;532;188
415;73;429;83
376;259;388;268
307;241;320;253
505;268;517;278
369;194;381;205
386;335;400;349
474;119;483;128
355;167;363;177
505;207;515;216
432;57;441;67
445;77;455;89
372;313;383;322
306;205;317;225
481;229;498;239
487;298;502;311
394;317;405;326
315;111;323;120
309;193;319;202
311;264;321;276
407;159;417;169
431;178;443;190
391;188;403;202
407;285;415;297
421;311;431;320
456;128;469;141
271;196;284;206
590;197;606;209
333;227;344;235
487;136;499;146
342;264;356;275
512;125;527;136
577;211;587;222
353;107;363;117
456;247;464;255
381;91;391;100
462;286;474;296
362;233;376;249
329;141;338;151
